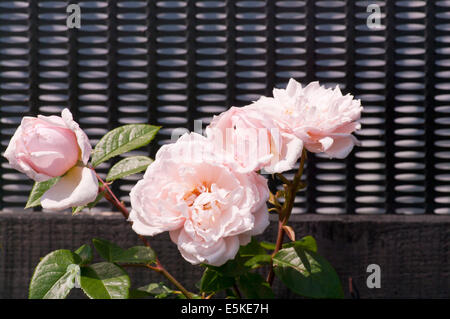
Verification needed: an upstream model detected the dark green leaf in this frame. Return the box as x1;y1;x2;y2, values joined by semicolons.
128;289;151;299
200;268;235;293
75;244;92;266
93;238;156;264
225;288;239;299
29;250;81;299
80;262;130;299
282;235;317;252
237;272;274;299
239;237;267;257
203;239;273;283
91;124;160;167
93;238;120;261
273;246;344;299
260;241;276;250
137;283;173;299
116;246;156;264
206;254;250;278
25;178;59;209
106;156;153;182
243;254;272;268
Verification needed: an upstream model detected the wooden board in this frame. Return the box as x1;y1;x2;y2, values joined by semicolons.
0;211;448;299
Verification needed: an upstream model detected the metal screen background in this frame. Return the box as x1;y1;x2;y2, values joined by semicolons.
0;0;449;215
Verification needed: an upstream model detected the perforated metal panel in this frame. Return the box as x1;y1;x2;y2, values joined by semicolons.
0;0;448;215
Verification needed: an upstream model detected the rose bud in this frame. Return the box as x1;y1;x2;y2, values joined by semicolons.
4;109;98;211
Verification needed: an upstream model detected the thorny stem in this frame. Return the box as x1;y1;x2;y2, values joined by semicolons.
91;168;193;299
266;149;307;286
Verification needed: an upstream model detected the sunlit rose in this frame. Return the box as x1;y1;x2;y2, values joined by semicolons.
206;106;303;174
3;109;98;211
129;133;270;266
253;79;363;158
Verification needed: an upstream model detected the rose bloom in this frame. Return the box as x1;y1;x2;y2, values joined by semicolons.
206;106;303;174
3;109;98;211
253;79;363;159
129;133;270;266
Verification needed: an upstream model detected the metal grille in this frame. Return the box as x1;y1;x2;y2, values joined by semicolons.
0;0;449;215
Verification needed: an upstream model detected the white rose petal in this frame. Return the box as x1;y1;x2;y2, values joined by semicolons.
41;166;98;211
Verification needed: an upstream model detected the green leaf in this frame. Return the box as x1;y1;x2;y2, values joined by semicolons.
116;246;156;264
29;250;81;299
200;268;235;293
273;246;344;299
106;156;153;182
243;254;272;268
93;238;119;261
128;289;151;299
260;241;276;250
25;178;59;209
93;238;156;264
75;244;92;266
80;262;130;299
203;238;273;284
239;237;267;257
137;282;174;299
206;254;251;278
237;272;275;299
72;206;83;215
282;235;317;252
91;124;160;167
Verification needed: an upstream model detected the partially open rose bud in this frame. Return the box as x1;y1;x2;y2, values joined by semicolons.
6;117;79;180
4;109;98;211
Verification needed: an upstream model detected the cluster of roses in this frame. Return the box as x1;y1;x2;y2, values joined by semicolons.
4;79;362;267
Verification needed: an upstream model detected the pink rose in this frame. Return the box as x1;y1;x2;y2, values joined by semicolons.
129;133;270;266
4;109;98;211
206;106;303;174
253;79;363;159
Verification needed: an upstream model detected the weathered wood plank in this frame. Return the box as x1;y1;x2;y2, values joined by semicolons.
0;211;448;298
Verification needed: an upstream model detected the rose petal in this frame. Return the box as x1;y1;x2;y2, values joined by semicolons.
323;135;359;159
3;120;54;182
129;133;271;266
61;109;92;164
248;205;270;236
285;78;300;97
319;136;334;151
175;229;241;266
37;114;67;128
252;79;362;160
40;165;98;211
264;132;303;174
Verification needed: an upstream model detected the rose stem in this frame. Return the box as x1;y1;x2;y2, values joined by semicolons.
266;149;307;286
91;168;193;299
233;284;242;299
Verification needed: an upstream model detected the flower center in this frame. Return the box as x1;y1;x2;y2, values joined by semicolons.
307;130;322;140
183;182;211;207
